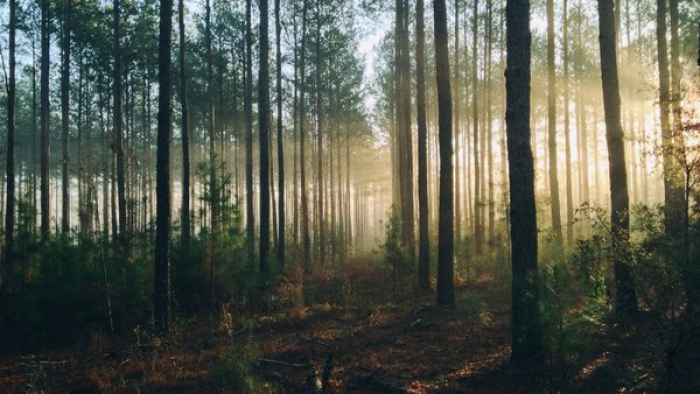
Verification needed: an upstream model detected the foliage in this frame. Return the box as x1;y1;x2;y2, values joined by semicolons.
382;207;412;298
209;325;272;394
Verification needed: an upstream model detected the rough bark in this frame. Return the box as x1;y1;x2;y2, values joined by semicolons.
114;0;127;243
416;0;430;291
178;0;190;249
506;0;544;363
154;0;173;337
40;0;50;240
5;0;17;267
61;0;71;234
434;0;455;308
597;0;637;313
275;0;285;270
259;0;271;290
547;0;562;246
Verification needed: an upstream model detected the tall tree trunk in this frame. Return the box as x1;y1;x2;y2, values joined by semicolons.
656;0;682;237
563;0;574;248
179;0;190;250
245;0;255;263
61;0;72;234
114;0;127;244
547;0;562;246
416;0;430;291
434;0;455;308
454;0;461;245
396;0;414;259
275;0;285;271
259;0;271;290
597;0;637;313
40;0;50;241
299;0;311;272
486;0;494;257
32;38;38;238
315;2;325;266
472;0;482;256
205;0;217;233
154;0;173;336
5;0;16;271
506;0;544;363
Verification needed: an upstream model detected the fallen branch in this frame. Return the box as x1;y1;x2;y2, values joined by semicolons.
257;358;313;368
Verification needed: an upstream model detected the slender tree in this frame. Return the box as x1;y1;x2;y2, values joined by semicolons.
179;0;190;249
259;0;271;290
396;0;414;257
245;0;255;264
656;0;683;237
563;0;574;247
547;0;562;246
416;0;430;291
434;0;455;308
61;0;72;234
596;0;637;313
114;0;127;243
299;0;311;271
41;0;50;240
472;0;483;255
5;0;17;266
506;0;544;363
154;0;173;336
275;0;285;270
205;0;217;232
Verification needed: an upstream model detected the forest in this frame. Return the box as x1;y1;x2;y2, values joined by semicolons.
0;0;699;392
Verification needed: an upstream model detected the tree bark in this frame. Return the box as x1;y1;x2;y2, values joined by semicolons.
259;0;271;290
275;0;285;271
506;0;544;363
154;0;173;337
245;0;255;264
114;0;127;244
179;0;190;249
434;0;455;308
416;0;430;291
656;0;683;238
61;0;72;235
547;0;562;246
41;0;50;241
597;0;637;313
5;0;17;269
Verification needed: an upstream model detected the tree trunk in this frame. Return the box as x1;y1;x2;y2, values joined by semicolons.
547;0;562;246
154;0;173;337
597;0;637;313
299;0;311;272
563;0;574;248
245;0;255;264
61;0;72;235
506;0;544;363
40;0;50;241
656;0;683;238
315;3;325;266
259;0;271;291
416;0;430;291
472;0;482;256
179;0;190;250
5;0;17;271
205;0;217;233
396;0;414;260
453;0;461;245
114;0;127;244
434;0;455;308
275;0;285;271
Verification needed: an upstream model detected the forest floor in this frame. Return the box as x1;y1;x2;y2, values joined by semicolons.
0;258;697;393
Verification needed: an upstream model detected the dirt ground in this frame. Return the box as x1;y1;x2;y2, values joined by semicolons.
0;263;695;393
